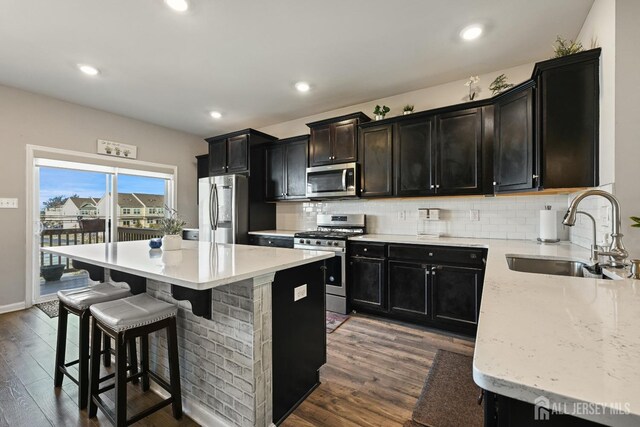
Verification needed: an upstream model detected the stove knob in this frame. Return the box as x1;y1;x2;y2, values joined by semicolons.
333;242;339;246
305;240;310;244
316;240;322;245
299;239;304;243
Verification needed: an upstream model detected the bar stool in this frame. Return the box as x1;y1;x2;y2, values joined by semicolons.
54;279;133;409
88;293;182;427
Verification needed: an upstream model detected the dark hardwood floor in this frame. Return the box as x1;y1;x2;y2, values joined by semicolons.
0;307;474;427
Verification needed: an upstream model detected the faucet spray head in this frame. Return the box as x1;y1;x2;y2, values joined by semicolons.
562;209;577;226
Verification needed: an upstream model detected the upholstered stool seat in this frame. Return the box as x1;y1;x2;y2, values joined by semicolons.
90;293;177;332
88;294;182;427
58;282;132;311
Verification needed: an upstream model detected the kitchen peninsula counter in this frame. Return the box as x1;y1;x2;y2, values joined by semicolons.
42;241;333;427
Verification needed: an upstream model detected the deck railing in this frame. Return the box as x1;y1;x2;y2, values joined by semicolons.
40;227;164;270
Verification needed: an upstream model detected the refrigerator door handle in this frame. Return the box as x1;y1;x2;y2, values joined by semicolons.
213;183;219;230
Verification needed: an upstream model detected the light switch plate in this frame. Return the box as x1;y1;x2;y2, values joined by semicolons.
469;209;480;221
0;198;18;209
294;284;307;302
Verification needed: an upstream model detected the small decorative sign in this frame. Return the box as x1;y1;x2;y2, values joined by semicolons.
96;139;137;159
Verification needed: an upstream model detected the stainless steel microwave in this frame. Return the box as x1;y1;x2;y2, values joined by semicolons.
306;162;358;198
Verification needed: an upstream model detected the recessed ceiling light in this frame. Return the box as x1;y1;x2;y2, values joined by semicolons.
460;25;483;41
210;111;222;119
295;81;310;92
77;64;100;76
165;0;188;12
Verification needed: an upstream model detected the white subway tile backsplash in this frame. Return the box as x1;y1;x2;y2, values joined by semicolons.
276;194;577;242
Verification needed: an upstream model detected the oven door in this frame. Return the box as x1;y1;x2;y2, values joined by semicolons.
306;162;358;198
325;251;346;297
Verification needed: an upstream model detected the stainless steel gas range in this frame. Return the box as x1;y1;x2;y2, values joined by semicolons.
294;214;366;314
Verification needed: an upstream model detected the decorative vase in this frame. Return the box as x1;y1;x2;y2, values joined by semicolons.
374;114;385;121
161;234;182;251
403;110;413;115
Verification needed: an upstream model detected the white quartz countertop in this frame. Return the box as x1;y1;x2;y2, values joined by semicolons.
248;230;302;238
42;240;334;291
349;234;640;426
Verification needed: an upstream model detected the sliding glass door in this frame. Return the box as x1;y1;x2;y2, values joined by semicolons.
33;159;175;303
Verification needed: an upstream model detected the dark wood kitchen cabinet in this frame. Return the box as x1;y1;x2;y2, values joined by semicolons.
265;135;308;201
431;264;483;329
206;128;277;176
394;116;435;197
388;261;430;321
493;82;536;193
359;124;393;197
435;108;483;195
307;112;370;166
349;243;387;312
533;48;600;188
196;154;208;203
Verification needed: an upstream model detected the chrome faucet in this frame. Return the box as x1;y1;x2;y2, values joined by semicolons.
563;190;628;268
576;210;599;264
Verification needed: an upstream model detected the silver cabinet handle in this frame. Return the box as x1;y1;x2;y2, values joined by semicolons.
532;174;539;179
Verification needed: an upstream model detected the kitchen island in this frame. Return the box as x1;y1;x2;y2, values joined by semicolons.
42;240;334;427
350;235;640;426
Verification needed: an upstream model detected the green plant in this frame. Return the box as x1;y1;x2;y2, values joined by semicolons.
373;105;390;116
158;206;186;235
489;74;514;95
553;36;583;58
403;104;414;112
631;216;640;228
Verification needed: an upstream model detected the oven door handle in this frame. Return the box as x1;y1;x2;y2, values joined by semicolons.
342;169;347;191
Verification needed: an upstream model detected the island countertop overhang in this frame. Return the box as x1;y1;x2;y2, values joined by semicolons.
41;240;334;290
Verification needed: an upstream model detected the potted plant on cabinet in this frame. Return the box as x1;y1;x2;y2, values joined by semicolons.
403;105;414;115
373;105;390;120
158;206;186;251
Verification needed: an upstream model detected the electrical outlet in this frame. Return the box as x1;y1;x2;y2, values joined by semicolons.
397;210;406;220
0;198;18;209
469;209;480;221
294;284;307;302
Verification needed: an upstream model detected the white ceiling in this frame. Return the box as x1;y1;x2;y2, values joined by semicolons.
0;0;594;137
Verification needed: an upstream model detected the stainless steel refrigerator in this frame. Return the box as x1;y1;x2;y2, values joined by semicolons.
198;175;249;243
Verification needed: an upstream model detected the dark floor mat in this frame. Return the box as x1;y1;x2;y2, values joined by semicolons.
35;300;59;318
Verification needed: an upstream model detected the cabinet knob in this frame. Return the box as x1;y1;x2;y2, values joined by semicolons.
430;185;435;189
428;252;433;256
493;181;497;186
221;167;225;170
436;184;440;189
532;174;539;179
363;248;368;252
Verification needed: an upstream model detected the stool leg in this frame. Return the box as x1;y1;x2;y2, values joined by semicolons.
140;335;150;391
54;302;68;388
78;311;91;410
88;318;102;418
115;333;128;427
103;332;111;367
167;317;182;419
128;337;139;385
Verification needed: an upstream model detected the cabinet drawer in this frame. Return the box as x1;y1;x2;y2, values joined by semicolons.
388;244;484;267
248;235;294;248
349;242;386;258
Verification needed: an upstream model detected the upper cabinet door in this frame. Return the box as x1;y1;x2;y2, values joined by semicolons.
332;119;358;164
494;86;534;193
284;139;308;199
226;134;249;174
395;117;435;196
310;125;332;167
360;125;393;197
208;139;227;175
435;108;482;195
265;145;285;200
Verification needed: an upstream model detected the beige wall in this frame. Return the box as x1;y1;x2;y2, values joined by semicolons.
615;0;640;257
0;84;205;308
258;62;535;138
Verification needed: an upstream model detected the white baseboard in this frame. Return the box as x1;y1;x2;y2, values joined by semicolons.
0;301;26;314
149;382;232;427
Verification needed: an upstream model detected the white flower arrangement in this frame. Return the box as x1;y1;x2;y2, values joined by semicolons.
465;75;480;100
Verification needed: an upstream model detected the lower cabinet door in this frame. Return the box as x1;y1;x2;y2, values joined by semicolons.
388;261;429;321
431;265;482;328
349;257;386;311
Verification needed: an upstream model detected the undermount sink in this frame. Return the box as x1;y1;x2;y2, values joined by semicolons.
506;256;593;278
